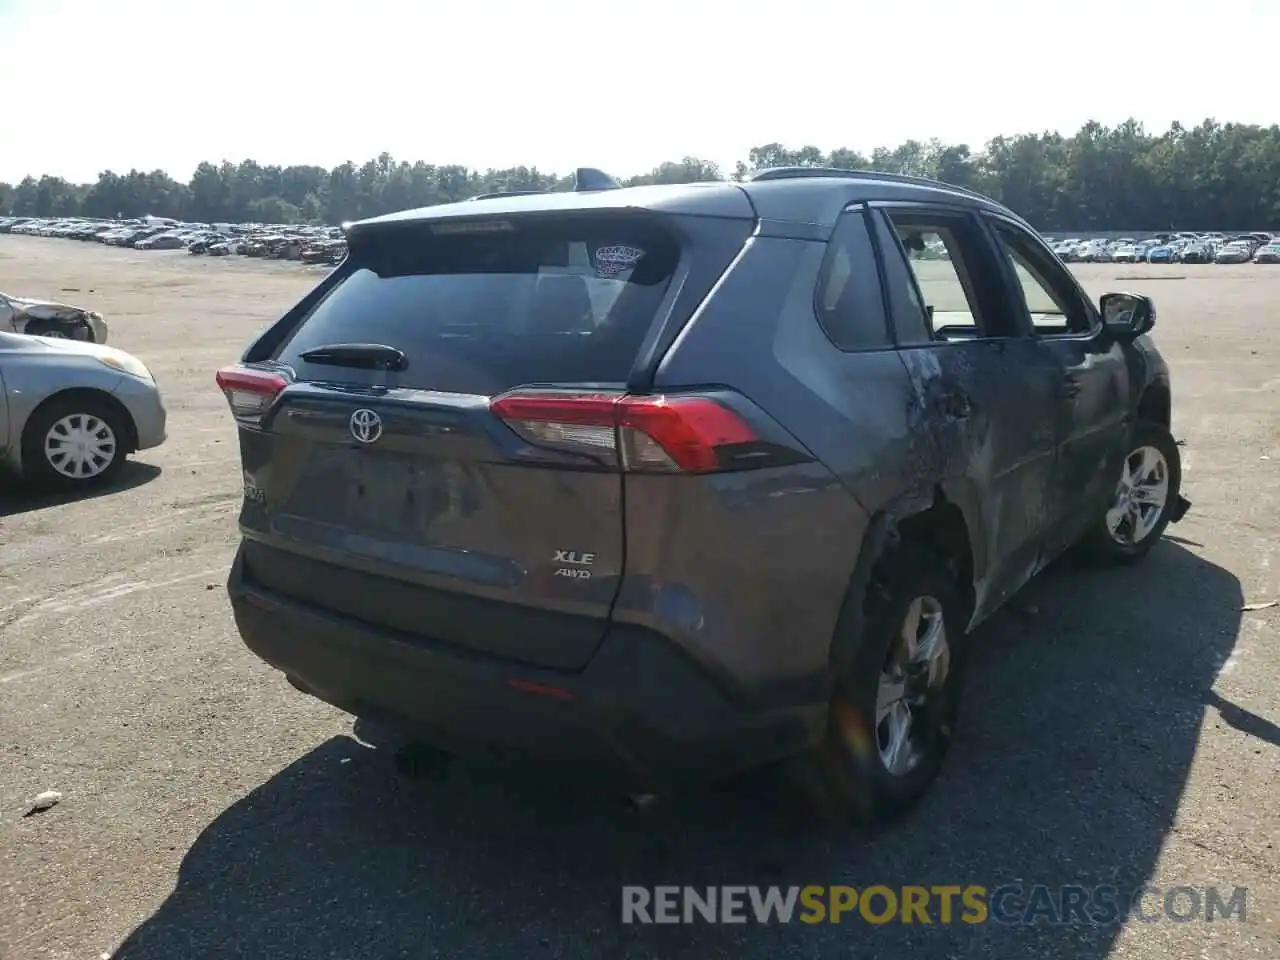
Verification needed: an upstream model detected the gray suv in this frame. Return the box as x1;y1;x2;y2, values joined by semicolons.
218;168;1189;822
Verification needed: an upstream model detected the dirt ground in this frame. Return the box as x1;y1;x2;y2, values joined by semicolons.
0;236;1276;960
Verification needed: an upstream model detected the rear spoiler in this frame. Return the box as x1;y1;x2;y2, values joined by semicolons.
466;167;622;201
345;165;747;240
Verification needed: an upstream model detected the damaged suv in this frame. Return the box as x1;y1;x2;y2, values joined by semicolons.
218;168;1188;822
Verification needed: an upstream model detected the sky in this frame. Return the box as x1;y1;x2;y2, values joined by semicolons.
3;0;1279;185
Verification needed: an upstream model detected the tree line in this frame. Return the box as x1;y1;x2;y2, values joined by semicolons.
3;119;1278;230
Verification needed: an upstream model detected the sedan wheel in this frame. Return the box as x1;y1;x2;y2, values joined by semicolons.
21;395;131;489
44;413;118;480
24;319;85;340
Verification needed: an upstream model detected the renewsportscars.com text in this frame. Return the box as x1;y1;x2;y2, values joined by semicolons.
621;884;1248;926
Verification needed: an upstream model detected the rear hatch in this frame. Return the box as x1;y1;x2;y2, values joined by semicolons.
220;208;750;670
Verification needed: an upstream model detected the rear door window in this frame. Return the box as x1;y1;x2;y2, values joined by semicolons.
274;215;681;395
874;208;1008;341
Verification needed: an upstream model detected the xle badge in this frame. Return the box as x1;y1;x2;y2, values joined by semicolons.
554;549;595;580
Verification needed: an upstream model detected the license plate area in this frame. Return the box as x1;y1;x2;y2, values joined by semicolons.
345;451;413;535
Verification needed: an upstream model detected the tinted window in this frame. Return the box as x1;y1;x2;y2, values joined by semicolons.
275;216;680;394
814;209;889;350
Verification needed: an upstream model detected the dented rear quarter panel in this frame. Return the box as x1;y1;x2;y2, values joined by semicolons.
625;236;911;702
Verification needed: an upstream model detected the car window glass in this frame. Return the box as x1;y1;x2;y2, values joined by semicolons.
869;213;931;346
274;216;680;395
881;211;991;340
814;209;890;351
990;221;1094;336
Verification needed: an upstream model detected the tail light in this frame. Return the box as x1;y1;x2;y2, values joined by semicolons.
215;364;290;424
490;391;760;473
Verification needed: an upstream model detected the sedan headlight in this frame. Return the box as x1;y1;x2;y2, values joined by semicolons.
97;349;153;381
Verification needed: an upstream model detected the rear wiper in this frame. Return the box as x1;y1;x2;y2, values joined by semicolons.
297;342;407;371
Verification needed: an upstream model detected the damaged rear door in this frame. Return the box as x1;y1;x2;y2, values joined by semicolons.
871;204;1063;619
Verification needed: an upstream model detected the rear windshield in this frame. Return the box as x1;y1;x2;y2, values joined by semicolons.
274;214;681;394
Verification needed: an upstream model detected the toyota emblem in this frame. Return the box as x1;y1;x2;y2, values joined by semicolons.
349;408;383;444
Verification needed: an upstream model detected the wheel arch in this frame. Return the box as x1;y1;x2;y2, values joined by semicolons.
1136;381;1171;429
828;484;981;677
21;387;140;467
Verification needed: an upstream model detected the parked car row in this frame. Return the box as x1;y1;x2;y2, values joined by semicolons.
1046;232;1280;264
0;216;347;265
8;214;1280;271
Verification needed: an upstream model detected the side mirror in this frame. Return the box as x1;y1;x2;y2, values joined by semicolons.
1100;292;1155;339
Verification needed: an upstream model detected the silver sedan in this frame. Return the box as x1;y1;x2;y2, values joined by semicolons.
0;332;167;487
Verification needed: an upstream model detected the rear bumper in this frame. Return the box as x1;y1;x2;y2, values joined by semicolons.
227;545;827;792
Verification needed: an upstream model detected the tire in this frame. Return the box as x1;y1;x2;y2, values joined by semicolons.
1081;420;1182;564
24;318;86;341
21;393;130;489
803;542;967;824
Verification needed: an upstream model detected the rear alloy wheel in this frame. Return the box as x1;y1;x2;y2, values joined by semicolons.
1084;421;1182;564
870;596;951;777
22;396;129;489
805;544;966;824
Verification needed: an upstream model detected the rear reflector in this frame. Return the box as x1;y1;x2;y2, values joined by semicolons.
506;678;577;701
490;391;758;473
215;365;291;424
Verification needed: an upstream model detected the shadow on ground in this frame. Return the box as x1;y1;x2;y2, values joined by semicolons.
111;541;1241;959
0;461;161;518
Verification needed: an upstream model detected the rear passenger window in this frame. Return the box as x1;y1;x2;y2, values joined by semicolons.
275;215;681;395
875;208;1009;341
813;209;890;351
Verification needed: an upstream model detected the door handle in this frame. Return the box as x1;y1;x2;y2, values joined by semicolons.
1062;376;1082;399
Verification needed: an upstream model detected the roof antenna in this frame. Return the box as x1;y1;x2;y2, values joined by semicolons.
574;167;622;192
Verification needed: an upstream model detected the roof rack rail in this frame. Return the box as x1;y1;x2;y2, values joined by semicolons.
748;166;993;202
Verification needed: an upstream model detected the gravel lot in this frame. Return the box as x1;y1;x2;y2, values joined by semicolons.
1;236;1276;959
